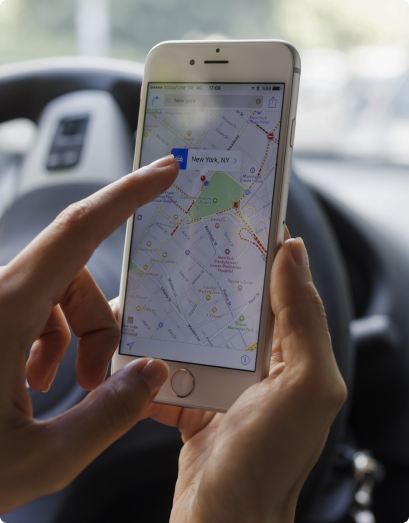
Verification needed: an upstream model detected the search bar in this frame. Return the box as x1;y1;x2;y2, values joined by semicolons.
164;94;263;109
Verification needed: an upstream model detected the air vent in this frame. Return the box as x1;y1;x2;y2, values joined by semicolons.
47;115;89;171
204;60;229;64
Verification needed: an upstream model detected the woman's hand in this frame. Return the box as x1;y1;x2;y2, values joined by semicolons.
143;231;347;523
0;156;179;514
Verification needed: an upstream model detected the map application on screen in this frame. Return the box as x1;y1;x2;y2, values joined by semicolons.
119;82;285;371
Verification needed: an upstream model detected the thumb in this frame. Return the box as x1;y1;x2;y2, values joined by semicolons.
41;358;168;488
270;237;334;372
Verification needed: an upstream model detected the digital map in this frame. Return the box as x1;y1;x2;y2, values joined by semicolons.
122;98;282;364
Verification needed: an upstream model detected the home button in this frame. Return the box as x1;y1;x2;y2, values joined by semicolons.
170;369;195;398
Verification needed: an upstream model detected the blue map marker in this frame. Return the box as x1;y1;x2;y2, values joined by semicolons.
127;342;134;350
171;148;188;169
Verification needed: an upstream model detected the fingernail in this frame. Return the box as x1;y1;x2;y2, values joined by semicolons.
139;359;169;399
149;154;175;168
42;363;59;393
109;298;119;316
286;237;309;267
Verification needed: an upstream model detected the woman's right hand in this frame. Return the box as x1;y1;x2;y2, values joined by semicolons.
0;156;179;514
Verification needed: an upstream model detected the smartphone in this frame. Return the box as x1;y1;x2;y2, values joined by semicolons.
112;40;300;412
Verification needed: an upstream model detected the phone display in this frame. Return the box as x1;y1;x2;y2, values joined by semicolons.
119;82;285;372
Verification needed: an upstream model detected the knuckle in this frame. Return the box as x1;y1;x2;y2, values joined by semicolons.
50;196;103;251
291;360;347;416
61;274;85;308
305;282;329;330
316;372;348;417
303;286;348;412
47;318;72;347
53;199;98;246
56;199;92;227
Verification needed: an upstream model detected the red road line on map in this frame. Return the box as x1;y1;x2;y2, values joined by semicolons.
237;208;267;256
171;200;196;235
249;112;280;147
173;117;280;242
238;227;267;257
174;184;190;198
239;229;260;249
255;124;268;134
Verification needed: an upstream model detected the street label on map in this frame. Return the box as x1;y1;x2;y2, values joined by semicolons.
172;148;242;172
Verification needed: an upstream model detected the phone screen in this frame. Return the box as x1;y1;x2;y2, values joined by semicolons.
119;82;285;372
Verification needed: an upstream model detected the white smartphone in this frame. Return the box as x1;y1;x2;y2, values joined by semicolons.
112;40;300;412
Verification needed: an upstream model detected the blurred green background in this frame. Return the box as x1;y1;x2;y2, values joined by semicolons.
1;0;409;64
2;0;409;163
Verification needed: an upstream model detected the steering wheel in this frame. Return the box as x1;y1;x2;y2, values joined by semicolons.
0;57;353;523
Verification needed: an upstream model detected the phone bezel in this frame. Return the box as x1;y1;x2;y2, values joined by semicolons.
112;40;300;412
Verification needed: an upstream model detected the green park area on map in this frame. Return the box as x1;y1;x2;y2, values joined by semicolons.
129;260;143;277
188;171;245;220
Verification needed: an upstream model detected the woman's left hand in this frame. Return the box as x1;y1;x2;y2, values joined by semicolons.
136;232;347;523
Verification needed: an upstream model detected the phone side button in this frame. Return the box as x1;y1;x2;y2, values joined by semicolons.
170;369;195;398
290;118;296;148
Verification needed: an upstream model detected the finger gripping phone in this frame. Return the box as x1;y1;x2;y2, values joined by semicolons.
112;40;300;412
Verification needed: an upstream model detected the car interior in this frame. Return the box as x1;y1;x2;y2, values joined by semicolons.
1;2;409;523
